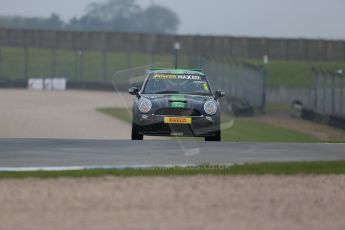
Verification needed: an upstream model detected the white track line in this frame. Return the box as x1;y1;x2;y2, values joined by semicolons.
0;164;230;172
0;164;239;172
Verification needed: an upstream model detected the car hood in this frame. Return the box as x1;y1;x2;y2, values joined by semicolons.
143;94;214;109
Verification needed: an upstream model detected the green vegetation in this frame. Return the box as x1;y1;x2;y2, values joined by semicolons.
249;59;345;87
98;107;318;142
98;107;133;123
1;161;345;179
222;118;317;142
2;46;345;87
0;46;180;82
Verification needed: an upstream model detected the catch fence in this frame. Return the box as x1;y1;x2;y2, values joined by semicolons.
0;46;266;115
309;68;345;116
301;67;345;129
197;57;266;115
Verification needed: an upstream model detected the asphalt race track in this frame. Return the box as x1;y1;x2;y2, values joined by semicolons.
0;139;345;170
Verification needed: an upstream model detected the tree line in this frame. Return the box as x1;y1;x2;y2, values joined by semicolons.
0;0;180;34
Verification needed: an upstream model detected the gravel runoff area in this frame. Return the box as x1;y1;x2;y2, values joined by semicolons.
0;176;345;230
0;89;161;140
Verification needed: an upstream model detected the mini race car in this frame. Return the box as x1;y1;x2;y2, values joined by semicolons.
128;69;225;141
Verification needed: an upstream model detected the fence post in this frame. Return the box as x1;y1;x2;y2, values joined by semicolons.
320;72;327;113
211;60;215;85
102;50;107;81
261;66;267;114
74;50;78;81
227;59;234;98
24;47;29;80
199;56;207;70
314;70;319;111
331;72;336;114
221;59;227;90
213;58;219;89
341;75;344;115
152;52;156;66
304;40;309;61
78;50;84;81
127;51;132;69
0;47;2;78
343;42;345;63
51;48;56;78
233;61;238;97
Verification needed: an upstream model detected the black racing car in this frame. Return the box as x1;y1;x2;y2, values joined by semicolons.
128;69;225;141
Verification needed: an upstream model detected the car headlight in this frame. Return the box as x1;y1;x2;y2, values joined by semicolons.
138;98;152;113
204;100;218;115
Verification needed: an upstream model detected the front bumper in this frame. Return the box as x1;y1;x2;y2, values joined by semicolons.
133;114;220;137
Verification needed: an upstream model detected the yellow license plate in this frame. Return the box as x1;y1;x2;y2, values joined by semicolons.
164;117;192;124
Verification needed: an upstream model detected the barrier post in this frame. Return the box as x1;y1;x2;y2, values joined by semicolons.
127;51;132;69
24;47;29;80
0;47;2;78
102;50;107;81
331;72;336;114
51;48;56;78
314;71;319;111
173;42;180;69
78;50;84;81
74;50;78;81
321;73;326;114
261;67;267;114
340;73;344;115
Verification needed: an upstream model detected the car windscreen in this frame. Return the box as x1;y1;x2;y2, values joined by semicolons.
143;73;212;96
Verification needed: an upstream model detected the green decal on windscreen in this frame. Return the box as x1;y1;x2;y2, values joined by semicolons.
203;83;210;92
171;102;186;108
170;95;185;101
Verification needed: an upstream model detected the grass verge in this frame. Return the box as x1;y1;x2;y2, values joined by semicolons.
98;107;318;142
97;107;133;124
223;118;317;142
249;59;345;87
2;46;345;87
1;161;345;179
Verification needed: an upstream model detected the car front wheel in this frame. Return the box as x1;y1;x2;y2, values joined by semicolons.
205;130;221;142
131;123;144;140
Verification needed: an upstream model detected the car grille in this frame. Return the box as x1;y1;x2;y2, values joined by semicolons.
155;108;201;116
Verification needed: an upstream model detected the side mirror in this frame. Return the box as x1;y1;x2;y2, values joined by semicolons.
128;87;140;97
215;90;225;100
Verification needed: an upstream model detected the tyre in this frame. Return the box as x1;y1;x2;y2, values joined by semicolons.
205;130;221;142
131;123;144;140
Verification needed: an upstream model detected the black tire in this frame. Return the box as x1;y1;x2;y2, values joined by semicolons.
131;123;144;140
205;130;221;142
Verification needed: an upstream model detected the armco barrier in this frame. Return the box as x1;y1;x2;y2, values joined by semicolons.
301;107;345;131
0;79;27;88
301;107;317;121
0;78;115;91
329;115;345;130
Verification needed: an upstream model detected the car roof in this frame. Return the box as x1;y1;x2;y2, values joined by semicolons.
149;68;205;75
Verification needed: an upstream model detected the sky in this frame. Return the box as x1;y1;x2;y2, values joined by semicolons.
0;0;344;39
